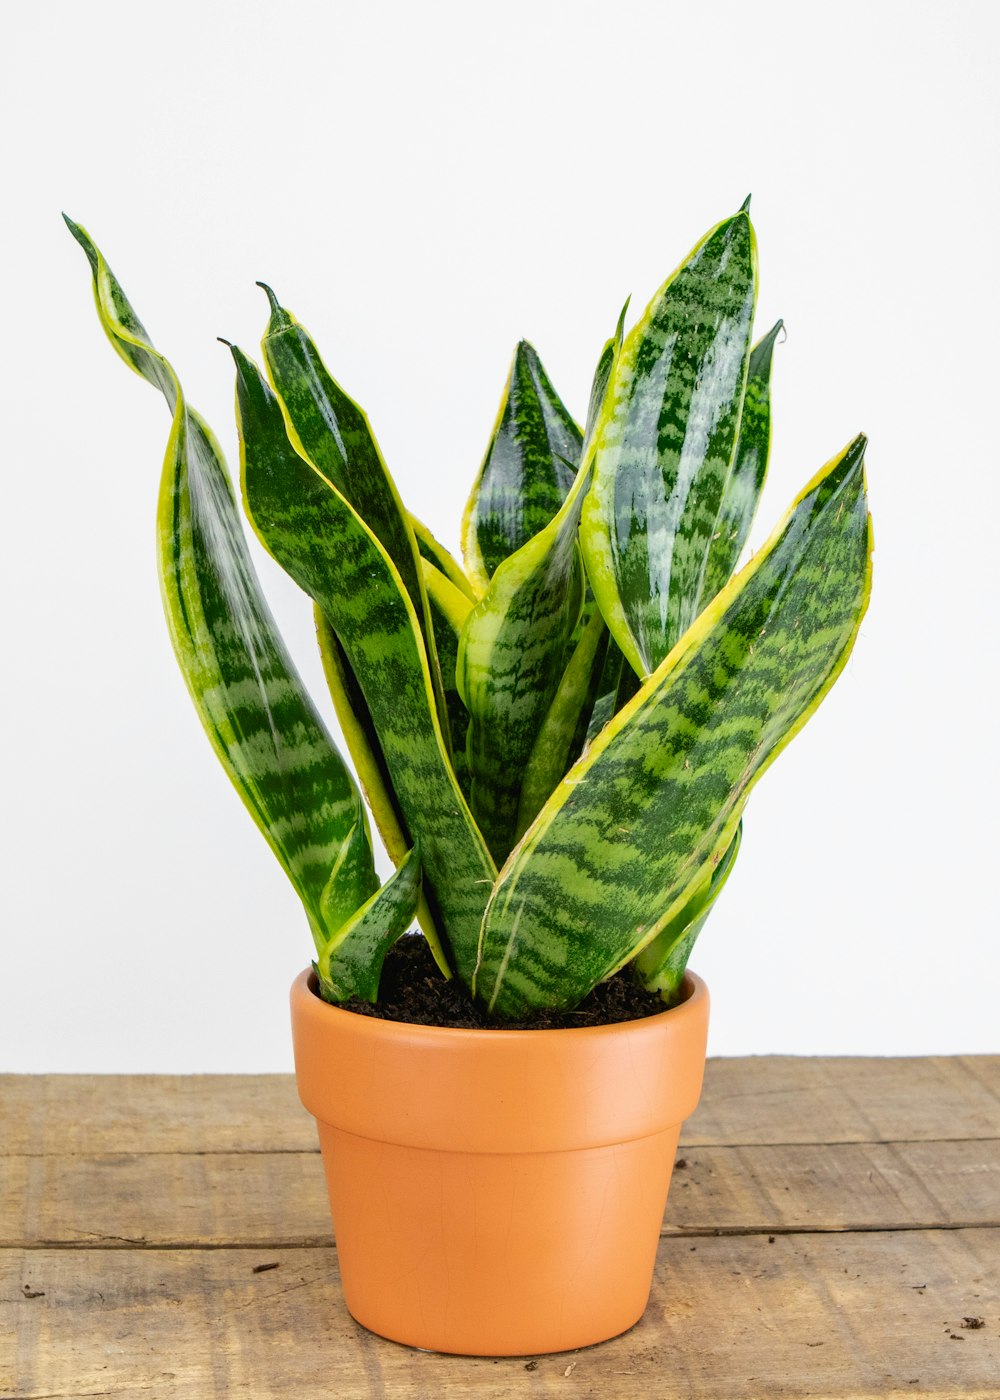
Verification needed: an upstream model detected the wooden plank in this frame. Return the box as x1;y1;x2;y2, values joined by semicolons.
3;1059;997;1155
3;1138;998;1250
2;1230;997;1398
0;1074;312;1156
682;1055;1000;1146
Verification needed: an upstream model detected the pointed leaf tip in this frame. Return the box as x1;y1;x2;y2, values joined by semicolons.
740;194;752;213
217;336;233;348
256;281;294;332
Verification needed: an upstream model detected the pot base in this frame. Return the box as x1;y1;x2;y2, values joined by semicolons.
321;1121;680;1356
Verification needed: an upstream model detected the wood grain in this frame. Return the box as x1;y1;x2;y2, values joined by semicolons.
2;1138;998;1250
3;1057;997;1155
3;1232;997;1399
2;1062;997;1399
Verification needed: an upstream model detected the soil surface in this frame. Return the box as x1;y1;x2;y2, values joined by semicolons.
332;934;673;1030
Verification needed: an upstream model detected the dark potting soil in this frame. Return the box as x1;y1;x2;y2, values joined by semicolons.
333;934;672;1030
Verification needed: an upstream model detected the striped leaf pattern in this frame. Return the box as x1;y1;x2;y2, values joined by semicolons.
412;516;479;601
476;436;872;1017
580;209;757;678
462;341;582;589
516;605;610;837
259;288;453;748
456;466;588;863
314;610;450;973
700;319;783;608
65;218;376;953
230;346;495;984
317;846;422;1003
633;822;742;998
421;559;474;790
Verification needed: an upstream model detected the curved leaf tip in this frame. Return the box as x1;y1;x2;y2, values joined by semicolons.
256;280;294;332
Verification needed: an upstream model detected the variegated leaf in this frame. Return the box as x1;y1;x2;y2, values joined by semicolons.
412;516;479;600
461;341;582;589
633;822;742;998
516;605;610;837
700;319;783;606
476;435;872;1017
580;208;757;677
66;218;376;951
231;346;495;985
421;560;474;788
456;465;588;863
314;610;449;973
317;845;422;1003
258;287;453;750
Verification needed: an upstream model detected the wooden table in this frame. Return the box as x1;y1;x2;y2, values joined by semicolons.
2;1058;998;1398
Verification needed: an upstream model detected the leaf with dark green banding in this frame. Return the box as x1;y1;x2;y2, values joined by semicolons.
580;208;758;678
456;461;588;864
230;345;496;986
476;434;872;1017
65;217;376;952
456;312;628;861
633;822;742;999
516;606;610;838
422;560;473;785
314;609;451;975
583;298;631;446
317;846;422;1003
461;341;582;589
412;516;479;600
700;319;783;607
258;288;453;749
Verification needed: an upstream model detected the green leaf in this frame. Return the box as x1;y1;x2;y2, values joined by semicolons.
700;319;783;606
314;609;451;975
516;605;610;838
65;217;376;951
633;822;742;998
456;462;588;864
412;515;479;600
461;341;582;589
455;313;628;863
230;345;496;987
583;297;631;445
422;560;474;788
476;435;872;1017
258;286;453;751
580;208;758;677
317;845;422;1003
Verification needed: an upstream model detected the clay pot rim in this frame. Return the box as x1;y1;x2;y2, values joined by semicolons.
294;965;706;1044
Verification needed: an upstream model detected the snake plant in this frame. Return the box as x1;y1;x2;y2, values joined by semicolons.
67;202;872;1020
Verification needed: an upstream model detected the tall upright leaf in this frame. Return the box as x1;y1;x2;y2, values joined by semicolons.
456;313;627;862
457;464;588;863
462;341;582;589
65;218;376;949
314;610;450;974
476;435;872;1017
580;208;757;678
230;346;495;984
422;560;474;787
258;287;452;748
700;318;783;606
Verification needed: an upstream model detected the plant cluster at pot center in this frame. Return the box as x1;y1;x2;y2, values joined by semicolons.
67;200;872;1022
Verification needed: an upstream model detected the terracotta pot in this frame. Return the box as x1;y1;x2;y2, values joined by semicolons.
290;967;709;1356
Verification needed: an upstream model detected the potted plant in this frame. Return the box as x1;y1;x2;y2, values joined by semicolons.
66;201;872;1357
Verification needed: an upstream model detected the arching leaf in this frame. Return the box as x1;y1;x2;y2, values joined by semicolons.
476;435;872;1017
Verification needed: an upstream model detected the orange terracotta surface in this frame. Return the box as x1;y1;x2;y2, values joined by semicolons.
290;968;709;1356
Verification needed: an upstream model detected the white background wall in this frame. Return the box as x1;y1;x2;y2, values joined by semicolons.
2;0;997;1070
